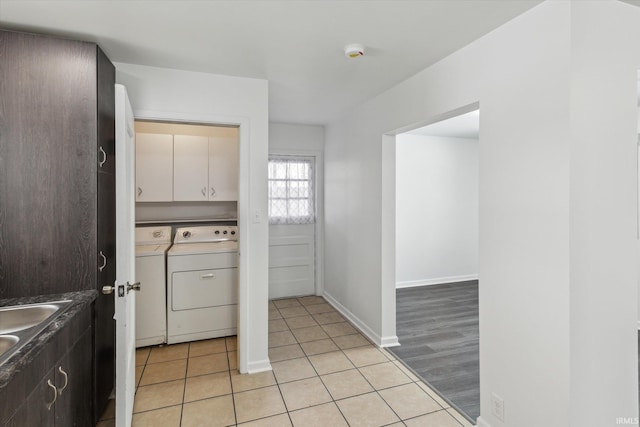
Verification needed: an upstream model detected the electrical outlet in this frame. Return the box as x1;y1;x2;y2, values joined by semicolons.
491;392;504;422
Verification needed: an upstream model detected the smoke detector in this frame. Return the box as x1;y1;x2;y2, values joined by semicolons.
344;43;364;59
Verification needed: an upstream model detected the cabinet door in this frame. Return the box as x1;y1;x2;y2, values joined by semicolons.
54;329;92;427
135;133;173;202
96;167;116;422
209;137;239;201
174;135;209;201
0;30;98;298
4;369;56;427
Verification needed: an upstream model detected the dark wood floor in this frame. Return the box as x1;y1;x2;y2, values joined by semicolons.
388;281;479;422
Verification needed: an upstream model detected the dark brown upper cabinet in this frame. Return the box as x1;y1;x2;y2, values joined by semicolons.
0;29;116;422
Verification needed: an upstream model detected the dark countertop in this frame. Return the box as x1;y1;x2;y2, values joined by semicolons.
0;290;97;389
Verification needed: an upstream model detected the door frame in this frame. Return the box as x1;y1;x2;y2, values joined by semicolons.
268;148;325;297
380;102;480;346
127;109;253;374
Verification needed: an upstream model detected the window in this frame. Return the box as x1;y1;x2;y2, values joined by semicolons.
268;156;315;225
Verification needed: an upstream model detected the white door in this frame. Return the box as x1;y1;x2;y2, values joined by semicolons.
114;84;137;427
135;133;173;201
268;155;317;299
174;135;209;201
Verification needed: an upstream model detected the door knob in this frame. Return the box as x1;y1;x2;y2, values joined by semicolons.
127;282;141;293
102;285;114;295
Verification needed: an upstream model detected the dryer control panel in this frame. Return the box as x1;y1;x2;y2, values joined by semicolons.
173;226;238;244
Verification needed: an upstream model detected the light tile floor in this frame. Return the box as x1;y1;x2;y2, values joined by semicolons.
97;296;473;427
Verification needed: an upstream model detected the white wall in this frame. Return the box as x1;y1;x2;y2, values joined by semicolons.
269;122;324;152
324;1;638;426
115;63;270;374
569;2;640;425
395;134;478;287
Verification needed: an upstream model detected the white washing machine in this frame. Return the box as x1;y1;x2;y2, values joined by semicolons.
167;225;238;344
135;226;172;347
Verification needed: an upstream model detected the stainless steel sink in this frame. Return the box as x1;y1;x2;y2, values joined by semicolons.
0;335;19;355
0;300;72;366
0;304;60;334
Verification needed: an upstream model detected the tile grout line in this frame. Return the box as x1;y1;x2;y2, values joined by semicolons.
225;339;239;427
294;296;348;420
286;296;400;426
272;363;295;426
179;342;192;426
281;296;449;425
129;296;463;427
347;353;405;424
288;296;350;427
355;349;454;423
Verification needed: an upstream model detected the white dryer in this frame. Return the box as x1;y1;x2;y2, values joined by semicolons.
167;225;238;344
135;226;172;347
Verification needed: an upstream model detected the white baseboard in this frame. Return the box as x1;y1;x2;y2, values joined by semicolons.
475;416;492;427
396;274;478;289
246;359;272;374
323;291;398;348
380;335;400;347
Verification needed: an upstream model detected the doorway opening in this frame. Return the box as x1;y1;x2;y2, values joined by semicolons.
386;107;480;423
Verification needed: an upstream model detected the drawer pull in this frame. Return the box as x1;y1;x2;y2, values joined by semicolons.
98;251;107;272
200;273;215;279
46;379;57;410
57;366;68;395
98;146;107;167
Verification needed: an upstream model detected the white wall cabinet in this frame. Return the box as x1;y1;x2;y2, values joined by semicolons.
135;133;174;201
173;135;209;201
136;133;238;202
172;135;238;201
209;137;239;201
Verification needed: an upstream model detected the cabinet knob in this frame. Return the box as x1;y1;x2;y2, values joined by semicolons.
201;187;207;197
46;379;57;411
137;187;142;197
210;187;216;197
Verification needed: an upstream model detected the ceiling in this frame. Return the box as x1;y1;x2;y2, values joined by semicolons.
405;110;479;139
0;1;541;125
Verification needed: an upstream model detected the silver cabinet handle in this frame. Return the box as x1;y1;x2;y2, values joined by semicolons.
57;366;68;395
137;187;142;197
201;187;207;197
46;379;57;410
98;251;107;272
98;146;107;167
210;187;216;197
200;273;215;279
